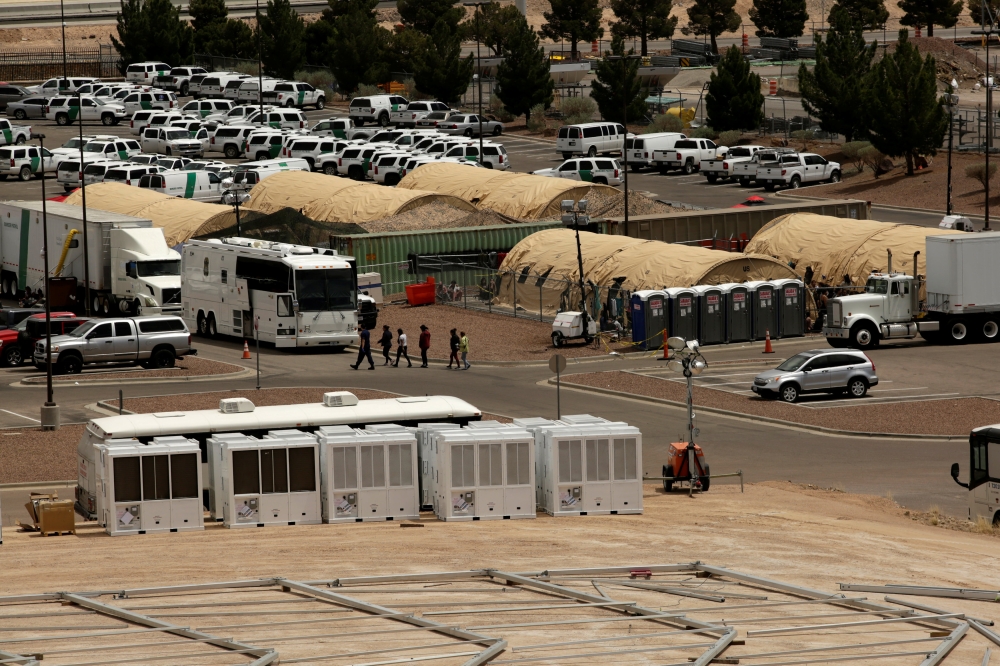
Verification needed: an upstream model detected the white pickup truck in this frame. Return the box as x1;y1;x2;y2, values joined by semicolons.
731;148;795;187
700;145;764;183
263;81;326;109
390;100;451;128
757;152;841;191
654;138;726;174
0;118;31;146
141;126;205;158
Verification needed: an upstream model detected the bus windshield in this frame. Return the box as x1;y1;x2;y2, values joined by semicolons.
295;268;356;311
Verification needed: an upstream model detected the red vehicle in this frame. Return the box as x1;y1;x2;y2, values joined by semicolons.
0;312;89;366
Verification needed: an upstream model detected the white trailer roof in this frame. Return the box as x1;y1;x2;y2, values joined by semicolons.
2;200;151;226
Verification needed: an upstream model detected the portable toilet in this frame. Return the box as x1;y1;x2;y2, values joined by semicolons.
719;283;751;343
317;425;420;523
629;290;667;350
665;287;698;342
514;415;642;516
774;278;805;338
428;425;535;521
694;285;725;345
415;422;461;509
206;430;321;528
746;281;777;340
96;435;204;536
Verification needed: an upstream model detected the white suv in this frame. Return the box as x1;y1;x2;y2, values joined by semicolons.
265;81;326;109
349;94;409;127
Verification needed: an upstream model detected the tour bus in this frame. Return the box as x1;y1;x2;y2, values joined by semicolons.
952;424;1000;526
181;237;377;351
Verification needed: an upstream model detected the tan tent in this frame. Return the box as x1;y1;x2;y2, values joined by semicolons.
240;170;476;224
397;162;620;219
744;213;959;286
63;182;240;246
496;228;798;314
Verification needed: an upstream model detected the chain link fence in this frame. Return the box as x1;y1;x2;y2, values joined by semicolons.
0;45;119;82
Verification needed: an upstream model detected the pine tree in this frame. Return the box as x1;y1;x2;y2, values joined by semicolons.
398;0;465;34
798;6;876;141
898;0;963;37
495;13;555;122
111;0;193;73
681;0;740;54
540;0;604;60
828;0;889;30
257;0;306;79
609;0;678;56
589;36;647;126
111;0;148;73
749;0;809;37
706;45;764;130
327;0;391;93
462;3;524;56
863;29;948;175
968;0;1000;23
189;0;254;57
408;24;475;104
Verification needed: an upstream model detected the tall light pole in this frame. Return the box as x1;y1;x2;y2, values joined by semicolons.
33;133;59;431
663;336;707;496
256;0;264;121
606;54;642;236
60;0;68;88
981;1;995;230
464;1;488;162
77;89;91;315
561;199;591;333
943;89;959;216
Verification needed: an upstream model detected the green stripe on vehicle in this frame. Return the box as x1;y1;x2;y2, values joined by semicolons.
2;129;11;144
68;107;79;121
269;144;281;158
17;209;29;290
141;102;152;110
333;130;346;139
30;156;39;172
269;121;280;129
118;150;127;160
184;172;197;198
579;170;593;182
298;91;305;106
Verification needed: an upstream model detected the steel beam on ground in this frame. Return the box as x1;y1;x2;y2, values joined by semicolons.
513;626;729;652
312;571;490;587
984;647;993;666
746;612;966;636
74;579;276;600
491;640;719;664
734;636;944;660
691;627;737;666
917;622;968;666
592;579;725;602
0;650;37;666
422;601;638;616
461;640;508;666
971;619;1000;647
469;612;689;630
524;564;699;577
722;651;944;666
885;596;995;626
841;583;1000;603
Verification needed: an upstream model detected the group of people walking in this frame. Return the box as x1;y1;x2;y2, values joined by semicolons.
350;324;469;370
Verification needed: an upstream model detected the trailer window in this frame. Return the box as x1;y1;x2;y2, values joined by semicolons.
137;260;181;277
295;268;356;311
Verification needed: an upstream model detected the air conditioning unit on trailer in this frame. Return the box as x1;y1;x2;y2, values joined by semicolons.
318;425;419;523
514;415;643;517
96;436;204;536
415;422;462;510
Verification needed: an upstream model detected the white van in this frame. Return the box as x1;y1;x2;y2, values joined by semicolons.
207;125;258;158
349;94;409;127
625;132;686;169
236;78;281;103
125;62;171;83
200;74;251;99
229;157;309;190
139;170;225;202
556;122;626;159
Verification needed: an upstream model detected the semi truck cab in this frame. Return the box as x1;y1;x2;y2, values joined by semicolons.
824;272;923;348
110;228;182;316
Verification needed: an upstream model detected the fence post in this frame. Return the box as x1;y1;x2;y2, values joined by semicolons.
513;275;517;319
539;282;543;321
464;268;468;309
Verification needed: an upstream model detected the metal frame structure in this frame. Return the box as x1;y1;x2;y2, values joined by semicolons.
0;563;995;665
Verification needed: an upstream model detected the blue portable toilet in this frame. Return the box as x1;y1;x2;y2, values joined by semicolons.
630;290;667;350
665;287;698;343
718;283;751;343
694;285;725;346
745;281;777;341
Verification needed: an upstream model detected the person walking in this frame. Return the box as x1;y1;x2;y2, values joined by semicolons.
447;328;460;369
418;325;430;368
459;331;470;370
350;326;375;370
379;325;393;366
393;328;412;367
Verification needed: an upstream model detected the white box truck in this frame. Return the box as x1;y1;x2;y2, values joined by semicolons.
824;233;1000;348
0;201;182;316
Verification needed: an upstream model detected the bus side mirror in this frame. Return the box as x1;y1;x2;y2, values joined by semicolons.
951;462;969;488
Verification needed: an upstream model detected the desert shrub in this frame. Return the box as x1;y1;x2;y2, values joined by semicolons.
842;141;872;173
859;145;889;178
717;129;742;146
561;96;597;125
689;126;718;139
356;83;382;97
527;103;547;132
232;62;260;76
646;113;684;133
488;94;515;123
966;162;998;190
295;69;336;96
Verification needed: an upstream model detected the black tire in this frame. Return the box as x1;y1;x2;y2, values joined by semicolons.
919;328;942;343
180;82;189;96
56;113;69;126
483;161;493;169
286;100;296;108
980;318;999;343
945;318;969;344
101;113;115;126
764;184;775;191
58;354;83;375
132;299;143;317
739;177;750;187
847;376;868;398
829;170;841;183
827;337;849;348
682;160;695;175
256;152;269;161
551;332;564;348
0;175;6;180
3;345;23;367
224;145;240;159
849;322;878;350
197;313;208;336
789;175;801;189
348;165;363;180
305;157;315;170
14;135;25;145
323;164;337;176
706;174;718;183
207;315;218;338
562;152;573;159
780;383;800;403
385;173;399;186
18;166;31;182
355;119;365;127
151;348;175;369
700;464;711;492
661;465;673;492
464;128;473;137
14;109;26;120
587;146;597;157
316;96;325;110
165;147;172;156
378;112;389;127
594;177;607;185
492;125;502;136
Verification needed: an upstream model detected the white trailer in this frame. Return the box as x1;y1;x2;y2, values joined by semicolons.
182;237;376;348
0;200;181;316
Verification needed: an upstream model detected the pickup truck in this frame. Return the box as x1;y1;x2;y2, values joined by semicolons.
264;81;326;109
654;138;726;174
700;145;764;183
141;126;205;158
0;118;31;146
390;100;451;128
731;148;795;187
757;152;841;190
34;315;194;374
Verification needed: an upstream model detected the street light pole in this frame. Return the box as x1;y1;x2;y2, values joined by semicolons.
77;89;91;315
944;91;958;216
60;0;68;86
34;133;59;431
562;199;591;334
256;0;264;121
464;1;487;162
607;54;641;236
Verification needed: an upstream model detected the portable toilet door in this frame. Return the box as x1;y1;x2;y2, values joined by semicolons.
666;287;698;343
630;290;667;350
747;281;777;340
694;285;725;345
720;283;751;343
774;278;805;338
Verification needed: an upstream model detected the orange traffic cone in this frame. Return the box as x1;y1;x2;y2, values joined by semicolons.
763;330;774;354
662;330;669;359
242;340;251;359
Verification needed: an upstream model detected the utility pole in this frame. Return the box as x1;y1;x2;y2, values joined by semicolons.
605;54;642;236
561;199;591;334
34;133;59;431
60;0;68;87
78;89;91;315
256;0;264;121
465;2;488;161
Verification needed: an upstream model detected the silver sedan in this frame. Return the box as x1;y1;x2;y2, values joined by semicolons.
436;113;504;137
6;96;48;120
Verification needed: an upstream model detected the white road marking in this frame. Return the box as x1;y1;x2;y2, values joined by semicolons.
0;408;40;423
868;387;929;392
806;392;960;407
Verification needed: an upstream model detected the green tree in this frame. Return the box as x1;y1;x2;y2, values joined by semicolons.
408;25;475;104
540;0;604;60
462;2;524;56
398;0;465;34
189;0;254;57
610;0;678;56
589;36;647;126
706;45;764;130
898;0;963;36
326;0;391;93
304;16;335;66
681;0;740;54
111;0;193;73
495;12;554;122
863;29;948;175
828;0;889;30
257;0;306;79
798;6;877;141
968;0;1000;23
749;0;808;37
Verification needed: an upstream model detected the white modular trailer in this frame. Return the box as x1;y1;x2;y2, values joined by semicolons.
926;232;1000;314
207;429;321;528
415;422;461;509
426;425;536;521
318;425;420;523
95;435;204;536
76;393;481;519
514;415;643;517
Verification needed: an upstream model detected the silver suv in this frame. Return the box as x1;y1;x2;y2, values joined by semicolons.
34;316;194;375
751;349;877;403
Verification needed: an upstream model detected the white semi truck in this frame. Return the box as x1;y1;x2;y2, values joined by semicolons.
0;201;182;316
824;232;1000;349
181;237;377;348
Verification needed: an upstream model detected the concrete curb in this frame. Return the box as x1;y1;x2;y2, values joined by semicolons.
13;365;254;388
549;378;966;441
0;480;75;490
777;189;978;219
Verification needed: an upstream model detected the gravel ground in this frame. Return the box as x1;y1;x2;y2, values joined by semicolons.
565;370;998;436
375;303;631;361
24;357;246;384
0;425;83;484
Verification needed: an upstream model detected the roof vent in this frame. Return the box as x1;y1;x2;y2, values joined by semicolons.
219;397;255;414
323;391;359;407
